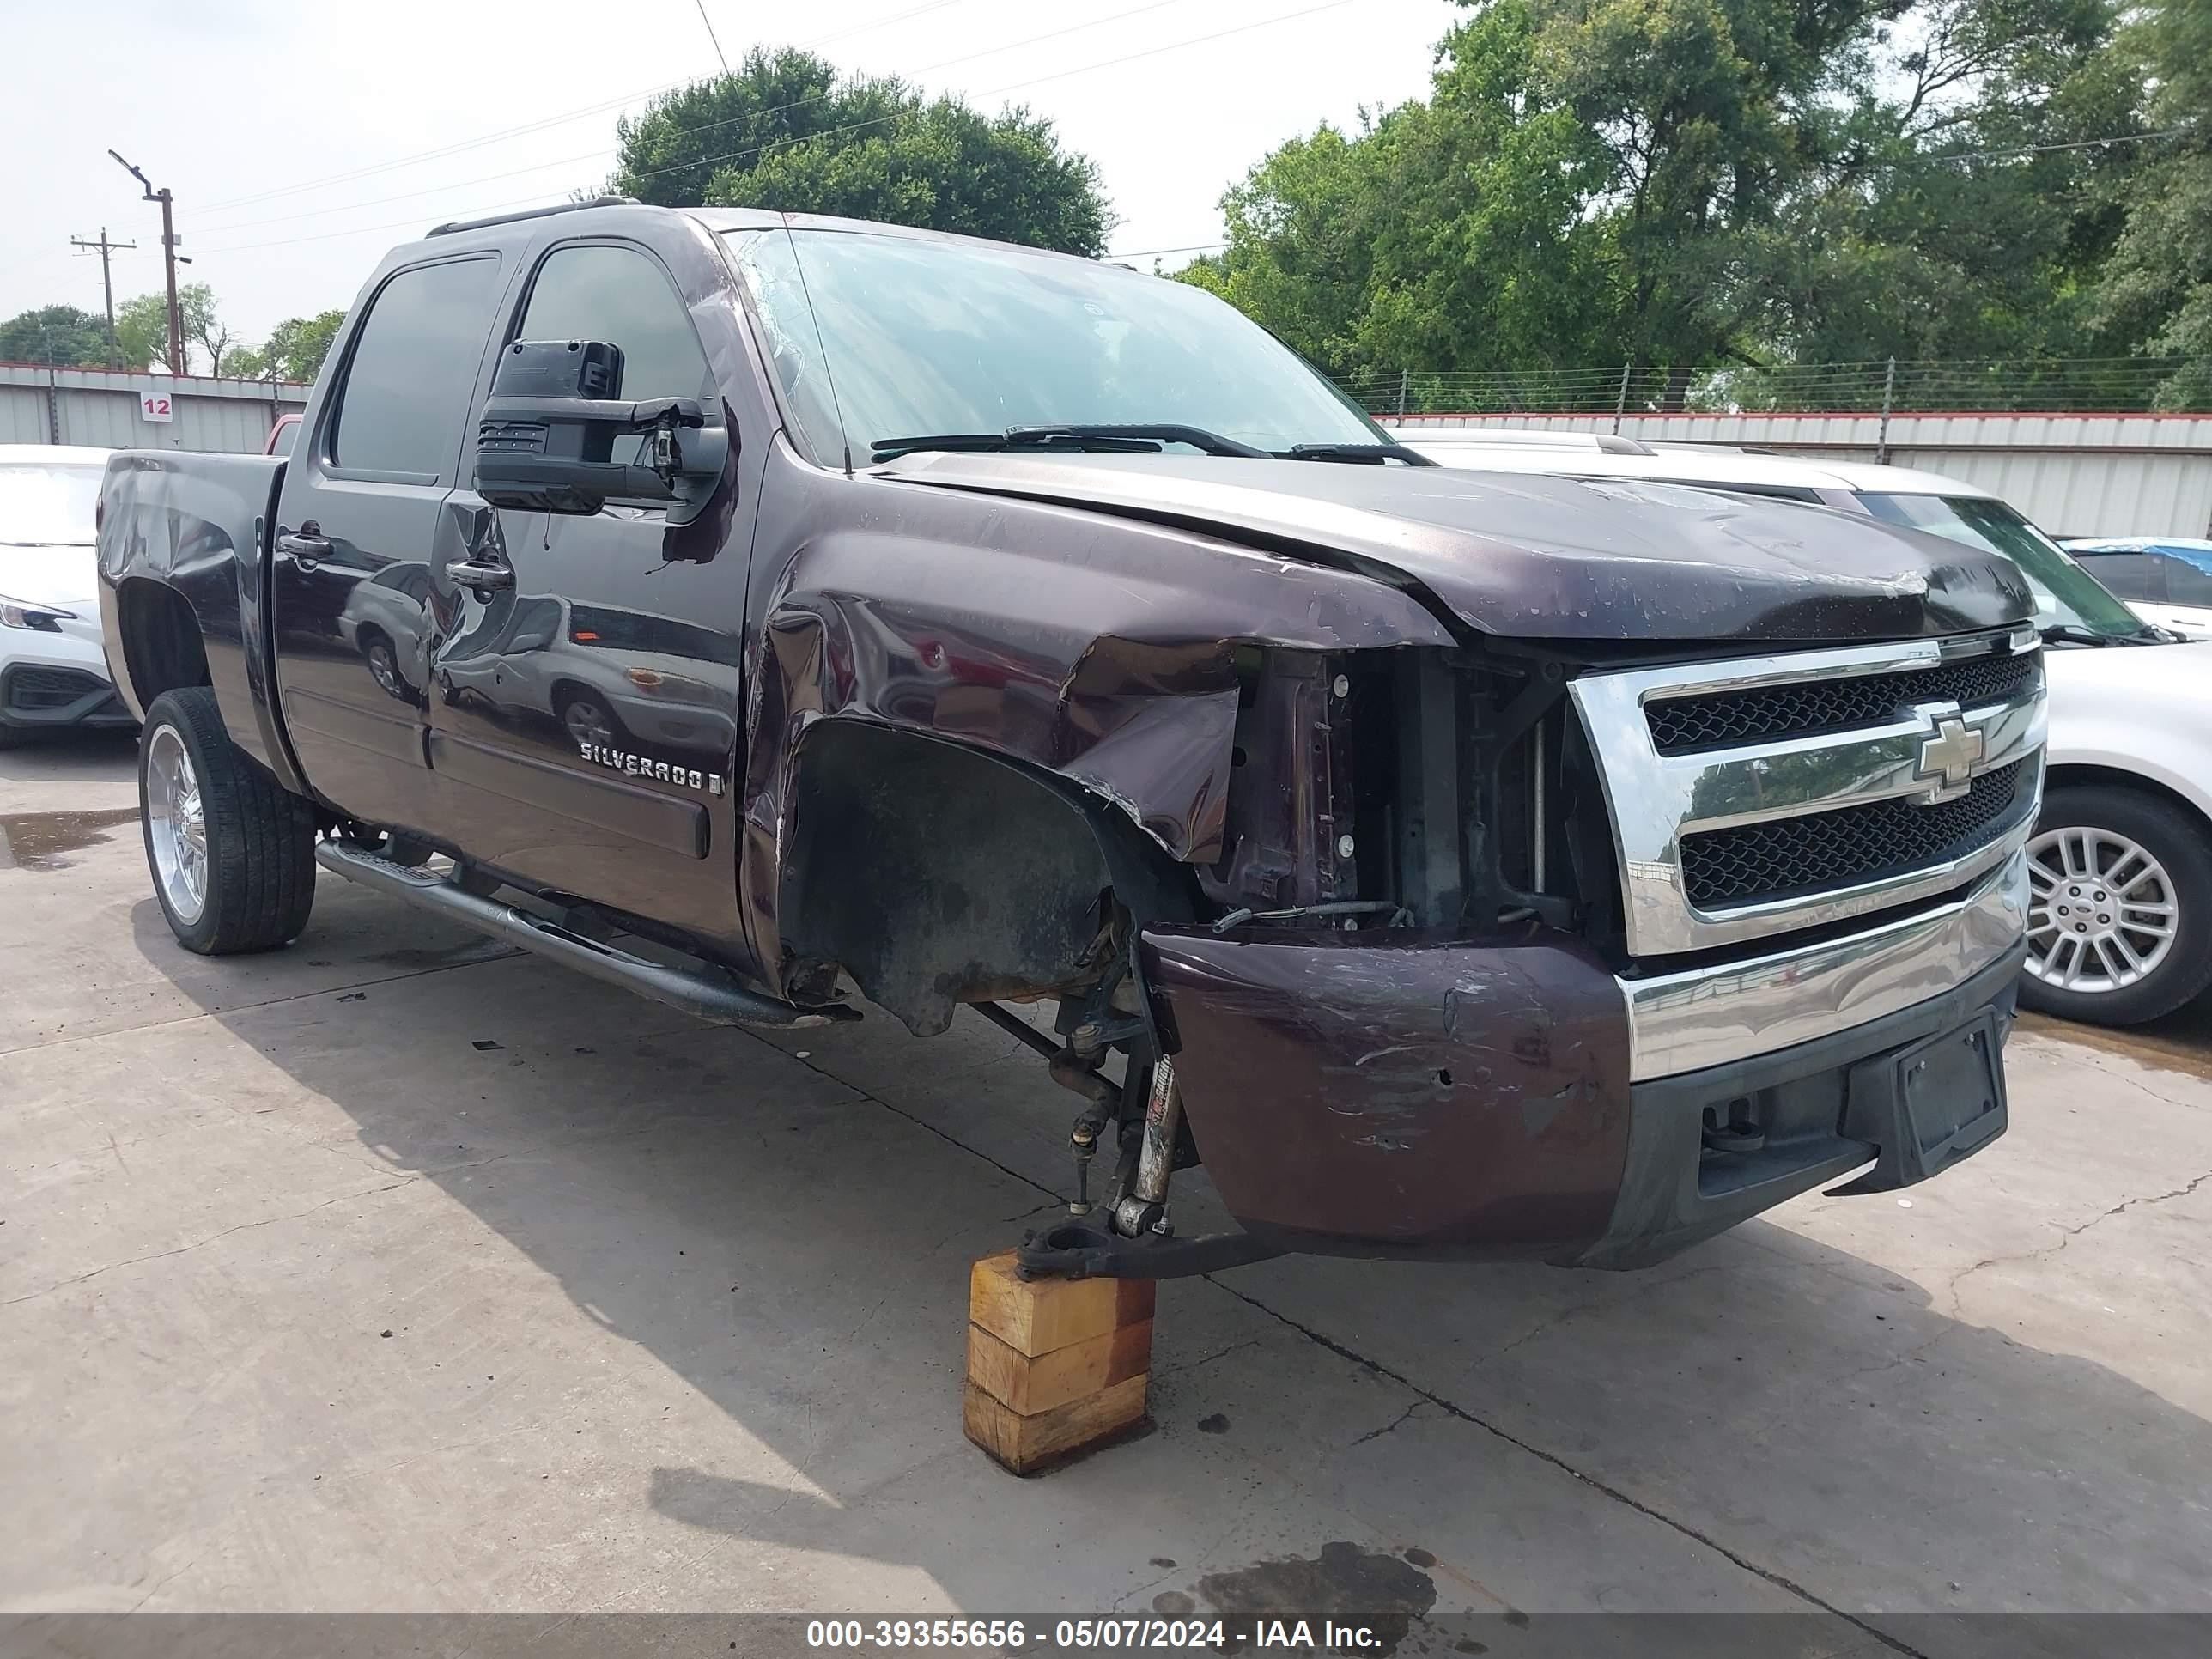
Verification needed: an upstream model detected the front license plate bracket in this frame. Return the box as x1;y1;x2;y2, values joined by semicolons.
1828;1012;2008;1195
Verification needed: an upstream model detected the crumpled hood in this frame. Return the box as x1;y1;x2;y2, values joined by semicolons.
0;544;98;610
873;453;2035;643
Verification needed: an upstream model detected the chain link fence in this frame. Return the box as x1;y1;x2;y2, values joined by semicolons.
1334;357;2212;419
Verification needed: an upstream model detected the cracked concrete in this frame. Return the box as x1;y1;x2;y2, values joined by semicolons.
4;737;2210;1644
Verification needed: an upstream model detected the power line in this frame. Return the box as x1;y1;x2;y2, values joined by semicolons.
1104;241;1228;260
693;0;731;74
617;0;1356;195
196;0;985;216
1918;125;2190;165
192;2;1352;258
196;0;1186;240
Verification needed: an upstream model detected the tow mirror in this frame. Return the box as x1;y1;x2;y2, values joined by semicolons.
474;339;730;526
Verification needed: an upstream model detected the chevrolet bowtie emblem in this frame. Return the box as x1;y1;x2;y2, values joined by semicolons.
1916;714;1985;794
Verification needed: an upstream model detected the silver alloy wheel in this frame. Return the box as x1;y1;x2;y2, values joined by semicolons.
562;697;616;748
146;724;209;925
2025;825;2179;994
365;641;404;698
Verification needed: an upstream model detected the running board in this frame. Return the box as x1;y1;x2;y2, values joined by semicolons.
313;840;855;1029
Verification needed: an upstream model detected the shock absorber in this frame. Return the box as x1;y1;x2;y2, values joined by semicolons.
1113;1056;1182;1237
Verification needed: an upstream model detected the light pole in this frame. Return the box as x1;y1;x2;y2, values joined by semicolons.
107;149;185;377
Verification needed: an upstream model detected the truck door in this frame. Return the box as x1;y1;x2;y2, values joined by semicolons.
424;236;750;947
269;252;509;833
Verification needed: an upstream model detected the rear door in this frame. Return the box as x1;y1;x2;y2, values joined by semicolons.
423;233;750;945
270;252;508;831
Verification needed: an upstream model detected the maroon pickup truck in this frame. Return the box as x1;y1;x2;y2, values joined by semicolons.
95;202;2042;1279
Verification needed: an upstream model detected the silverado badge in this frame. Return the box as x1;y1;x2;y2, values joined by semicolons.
579;740;726;796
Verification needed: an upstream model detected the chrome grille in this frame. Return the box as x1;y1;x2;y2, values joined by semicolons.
1568;630;2047;957
1681;759;2033;909
1646;653;2040;755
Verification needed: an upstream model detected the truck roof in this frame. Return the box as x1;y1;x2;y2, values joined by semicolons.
382;199;1134;276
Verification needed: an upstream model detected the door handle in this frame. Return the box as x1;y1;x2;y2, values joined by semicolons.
446;559;515;592
278;523;331;568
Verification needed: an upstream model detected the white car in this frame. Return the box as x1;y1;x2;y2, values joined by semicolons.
2061;537;2212;641
1396;430;2212;1027
0;444;135;748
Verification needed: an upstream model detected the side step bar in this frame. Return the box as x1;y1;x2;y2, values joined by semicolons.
314;840;855;1029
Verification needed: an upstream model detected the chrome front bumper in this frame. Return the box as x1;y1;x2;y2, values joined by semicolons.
1620;846;2030;1082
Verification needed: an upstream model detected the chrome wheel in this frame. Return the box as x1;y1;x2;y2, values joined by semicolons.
146;724;208;924
2026;826;2178;994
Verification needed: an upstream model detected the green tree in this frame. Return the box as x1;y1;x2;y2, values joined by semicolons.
0;304;124;368
1740;0;2146;373
261;310;346;382
1188;0;2154;403
2096;0;2212;405
611;46;1109;254
116;283;241;374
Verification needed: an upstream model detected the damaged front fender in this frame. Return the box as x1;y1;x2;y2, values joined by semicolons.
738;441;1455;991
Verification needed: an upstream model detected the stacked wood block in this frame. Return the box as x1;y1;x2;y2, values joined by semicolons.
963;1251;1156;1474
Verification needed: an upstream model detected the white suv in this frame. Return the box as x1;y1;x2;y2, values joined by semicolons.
1395;430;2212;1028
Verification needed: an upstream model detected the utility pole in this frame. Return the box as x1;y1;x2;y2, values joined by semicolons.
1875;356;1898;466
70;228;136;368
107;149;185;377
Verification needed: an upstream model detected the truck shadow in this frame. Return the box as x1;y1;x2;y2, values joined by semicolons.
129;887;2212;1625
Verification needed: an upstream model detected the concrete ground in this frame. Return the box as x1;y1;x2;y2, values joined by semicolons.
3;734;2209;1652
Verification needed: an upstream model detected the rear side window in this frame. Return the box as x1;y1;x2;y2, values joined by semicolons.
331;256;502;480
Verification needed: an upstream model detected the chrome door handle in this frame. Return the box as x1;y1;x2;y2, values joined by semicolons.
278;524;331;568
445;559;514;592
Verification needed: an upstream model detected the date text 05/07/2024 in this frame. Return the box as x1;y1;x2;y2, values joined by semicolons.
805;1619;1389;1650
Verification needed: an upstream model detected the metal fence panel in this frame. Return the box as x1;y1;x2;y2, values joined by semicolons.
0;365;307;453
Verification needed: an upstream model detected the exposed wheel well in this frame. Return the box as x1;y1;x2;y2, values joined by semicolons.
117;580;210;712
778;720;1191;1036
2044;764;2212;836
550;679;603;711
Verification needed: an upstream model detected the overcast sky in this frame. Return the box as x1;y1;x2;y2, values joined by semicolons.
0;0;1462;355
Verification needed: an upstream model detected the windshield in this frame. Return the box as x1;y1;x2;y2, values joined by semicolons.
724;228;1384;464
0;463;104;546
1856;493;2152;639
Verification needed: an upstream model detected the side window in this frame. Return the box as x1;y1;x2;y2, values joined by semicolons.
514;243;712;408
2078;552;2163;603
2157;552;2212;605
330;256;502;479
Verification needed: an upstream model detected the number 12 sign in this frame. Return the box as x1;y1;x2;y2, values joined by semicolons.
139;392;173;422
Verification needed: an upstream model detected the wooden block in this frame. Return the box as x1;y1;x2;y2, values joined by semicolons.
963;1373;1149;1475
967;1317;1154;1416
968;1252;1158;1358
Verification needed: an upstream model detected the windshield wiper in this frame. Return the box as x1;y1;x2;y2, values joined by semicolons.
872;423;1271;462
2039;622;2124;647
1276;441;1436;467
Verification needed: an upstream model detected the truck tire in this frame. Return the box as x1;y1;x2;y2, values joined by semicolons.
137;687;318;955
2021;784;2212;1027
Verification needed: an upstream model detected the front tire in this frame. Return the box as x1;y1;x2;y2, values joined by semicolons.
2021;785;2212;1026
138;687;318;954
